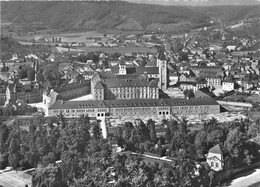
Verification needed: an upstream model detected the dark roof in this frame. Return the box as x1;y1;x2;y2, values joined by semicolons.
54;80;90;92
103;79;155;88
135;67;158;75
179;81;196;86
94;81;104;89
158;50;166;61
209;144;223;155
195;90;211;98
50;98;219;110
116;74;139;79
148;80;158;88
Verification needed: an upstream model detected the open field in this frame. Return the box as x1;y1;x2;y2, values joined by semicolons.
78;46;157;54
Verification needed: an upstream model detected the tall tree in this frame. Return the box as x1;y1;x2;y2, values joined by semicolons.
8;137;21;168
147;119;157;142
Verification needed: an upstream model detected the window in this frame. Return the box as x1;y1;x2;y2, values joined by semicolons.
215;163;219;168
211;162;214;167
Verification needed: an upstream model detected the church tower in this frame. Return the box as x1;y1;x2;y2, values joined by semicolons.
157;50;168;91
119;58;126;75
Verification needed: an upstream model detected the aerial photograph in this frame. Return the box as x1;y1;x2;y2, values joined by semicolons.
0;0;260;186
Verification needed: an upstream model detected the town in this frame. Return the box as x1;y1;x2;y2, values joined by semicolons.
1;1;260;187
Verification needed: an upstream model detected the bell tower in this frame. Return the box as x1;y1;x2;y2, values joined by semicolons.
157;50;168;91
119;58;126;75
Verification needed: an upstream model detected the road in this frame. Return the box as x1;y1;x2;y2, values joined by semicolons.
0;171;31;187
221;167;260;187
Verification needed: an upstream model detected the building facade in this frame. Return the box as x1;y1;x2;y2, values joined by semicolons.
48;98;220;118
5;83;42;104
222;81;235;91
53;80;91;100
205;76;222;87
93;78;159;100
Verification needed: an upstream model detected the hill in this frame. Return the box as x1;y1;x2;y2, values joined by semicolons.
1;1;260;32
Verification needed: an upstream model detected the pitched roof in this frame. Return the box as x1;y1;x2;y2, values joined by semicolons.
148;80;158;88
103;79;153;88
94;81;104;89
134;67;159;74
158;50;166;61
209;144;223;155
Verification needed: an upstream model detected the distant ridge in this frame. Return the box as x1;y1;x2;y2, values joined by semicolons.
1;1;260;32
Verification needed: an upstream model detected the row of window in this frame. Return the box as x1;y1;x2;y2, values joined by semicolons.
51;106;216;115
109;87;158;91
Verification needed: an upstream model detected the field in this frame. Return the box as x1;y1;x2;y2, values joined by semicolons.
78;46;157;54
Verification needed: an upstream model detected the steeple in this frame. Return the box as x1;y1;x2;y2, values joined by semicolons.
158;50;167;61
157;50;168;91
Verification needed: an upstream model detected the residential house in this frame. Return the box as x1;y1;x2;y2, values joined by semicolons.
206;144;224;171
205;76;222;87
222;80;235;91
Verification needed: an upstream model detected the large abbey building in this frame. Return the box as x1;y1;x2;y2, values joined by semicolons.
91;50;168;100
45;50;220;121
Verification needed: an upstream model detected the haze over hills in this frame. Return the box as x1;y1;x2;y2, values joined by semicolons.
1;1;260;32
124;0;260;6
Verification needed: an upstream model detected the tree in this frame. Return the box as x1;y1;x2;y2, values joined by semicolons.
78;54;88;63
196;76;207;84
8;137;21;168
42;152;56;167
27;67;35;81
91;123;102;140
17;65;29;79
147;119;157;142
183;89;195;99
0;122;9;154
195;131;208;158
32;164;67;187
58;117;91;154
207;129;225;146
224;129;252;167
0;153;9;169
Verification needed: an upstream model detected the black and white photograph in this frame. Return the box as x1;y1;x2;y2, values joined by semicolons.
0;0;260;186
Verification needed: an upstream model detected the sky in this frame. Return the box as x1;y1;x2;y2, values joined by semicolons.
123;0;260;6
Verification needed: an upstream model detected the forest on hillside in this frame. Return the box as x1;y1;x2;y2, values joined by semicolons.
1;1;260;32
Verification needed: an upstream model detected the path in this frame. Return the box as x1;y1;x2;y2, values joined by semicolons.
221;167;260;187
